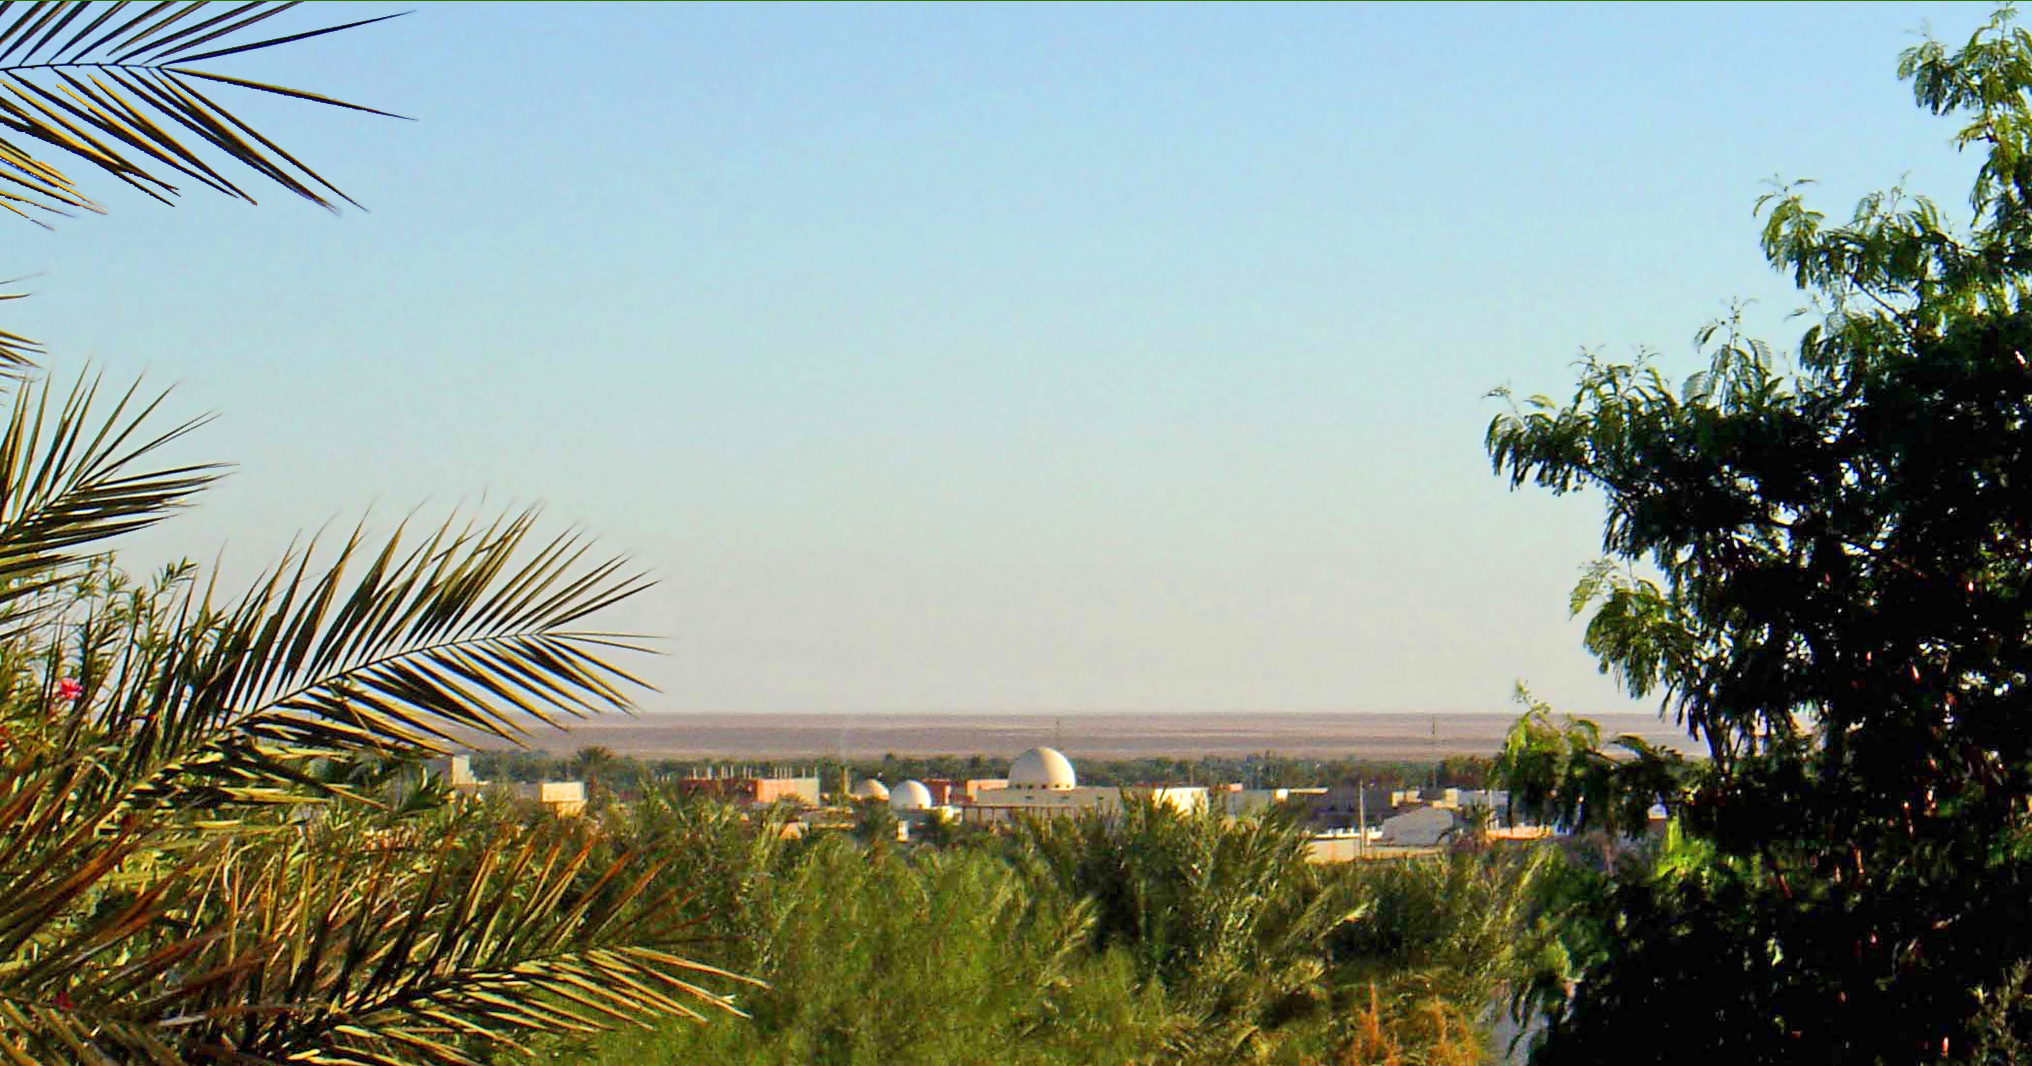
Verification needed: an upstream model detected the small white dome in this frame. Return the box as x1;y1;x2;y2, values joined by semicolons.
850;779;889;801
1009;747;1077;790
889;779;934;811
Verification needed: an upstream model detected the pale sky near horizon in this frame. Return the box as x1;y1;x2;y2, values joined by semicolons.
2;1;1999;716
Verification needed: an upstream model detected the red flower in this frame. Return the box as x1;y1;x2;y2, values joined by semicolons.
56;678;82;701
54;990;72;1011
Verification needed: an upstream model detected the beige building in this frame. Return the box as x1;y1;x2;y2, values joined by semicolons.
674;774;821;806
422;754;587;815
1378;804;1456;846
428;754;479;789
512;780;587;816
1217;785;1326;819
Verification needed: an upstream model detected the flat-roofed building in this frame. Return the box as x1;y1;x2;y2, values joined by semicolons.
1378;805;1457;846
512;780;587;816
1219;786;1326;819
674;775;822;807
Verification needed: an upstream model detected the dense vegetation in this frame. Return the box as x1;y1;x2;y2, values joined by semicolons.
1489;7;2032;1063
535;789;1559;1066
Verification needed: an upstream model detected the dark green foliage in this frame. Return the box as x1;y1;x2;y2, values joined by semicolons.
595;788;794;965
706;841;1125;1065
1495;690;1693;839
1487;7;2032;1062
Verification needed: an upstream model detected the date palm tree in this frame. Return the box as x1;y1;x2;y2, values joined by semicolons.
575;744;619;803
1009;799;1354;1058
0;4;750;1062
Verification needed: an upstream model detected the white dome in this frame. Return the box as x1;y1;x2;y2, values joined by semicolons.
889;779;934;811
1009;747;1077;790
850;779;889;801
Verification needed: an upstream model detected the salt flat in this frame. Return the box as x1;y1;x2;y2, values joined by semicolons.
476;711;1697;760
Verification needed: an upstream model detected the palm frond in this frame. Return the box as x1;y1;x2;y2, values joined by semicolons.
161;816;748;1065
0;0;406;225
0;371;217;629
103;508;652;809
0;812;749;1065
0;288;41;374
0;377;647;810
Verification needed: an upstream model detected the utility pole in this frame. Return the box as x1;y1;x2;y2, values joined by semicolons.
1358;781;1367;860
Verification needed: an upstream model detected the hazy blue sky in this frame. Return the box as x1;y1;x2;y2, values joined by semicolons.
5;1;1999;715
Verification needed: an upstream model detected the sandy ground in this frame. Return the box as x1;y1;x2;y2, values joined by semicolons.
472;710;1698;761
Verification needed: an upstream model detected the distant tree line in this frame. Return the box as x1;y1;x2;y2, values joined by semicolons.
470;748;1497;798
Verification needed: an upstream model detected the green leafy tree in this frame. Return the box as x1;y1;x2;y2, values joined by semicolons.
1489;7;2032;1061
1493;687;1692;846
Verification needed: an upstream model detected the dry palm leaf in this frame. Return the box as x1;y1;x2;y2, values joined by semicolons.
0;0;404;225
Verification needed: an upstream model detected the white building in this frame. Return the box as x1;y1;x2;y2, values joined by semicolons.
961;747;1208;824
1008;747;1078;791
889;779;934;811
885;779;955;841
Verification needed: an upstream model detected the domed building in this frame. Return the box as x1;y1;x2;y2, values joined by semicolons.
959;746;1208;825
1007;746;1077;790
849;778;890;802
889;779;934;811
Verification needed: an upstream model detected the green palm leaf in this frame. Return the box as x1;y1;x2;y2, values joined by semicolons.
0;368;646;811
0;8;759;1063
81;507;653;814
